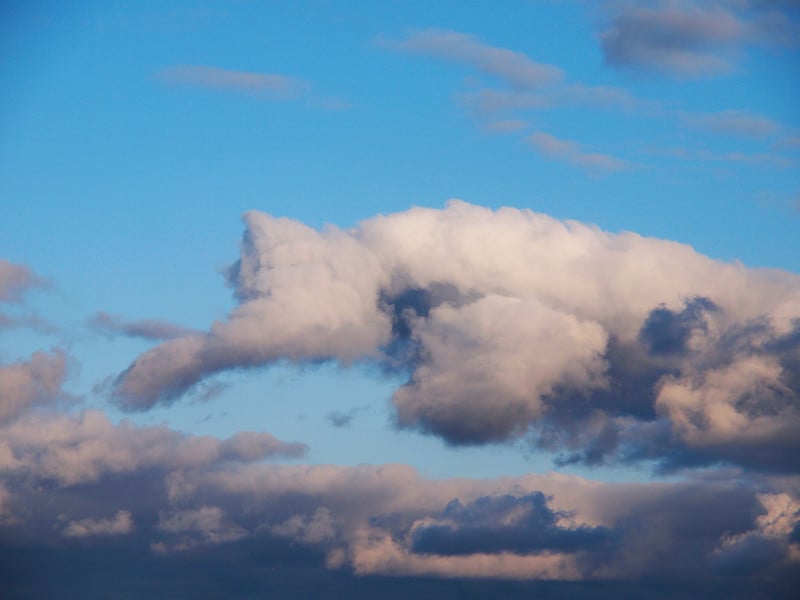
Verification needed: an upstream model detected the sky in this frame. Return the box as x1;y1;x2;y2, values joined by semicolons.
1;1;799;597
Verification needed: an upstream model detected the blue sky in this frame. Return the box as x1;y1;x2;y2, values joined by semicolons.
2;1;800;596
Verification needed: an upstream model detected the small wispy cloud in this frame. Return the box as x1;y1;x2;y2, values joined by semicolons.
88;311;198;341
682;109;781;139
158;65;310;100
63;510;134;538
0;260;49;303
381;29;563;90
773;135;800;152
647;145;793;168
457;88;551;117
326;406;366;428
526;132;632;174
481;119;528;134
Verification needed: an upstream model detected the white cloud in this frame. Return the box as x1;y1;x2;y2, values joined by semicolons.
110;202;800;471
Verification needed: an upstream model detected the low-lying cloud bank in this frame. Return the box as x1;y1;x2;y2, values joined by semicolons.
1;247;800;596
1;402;798;592
112;201;800;472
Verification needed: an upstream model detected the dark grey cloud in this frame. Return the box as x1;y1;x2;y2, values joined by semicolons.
326;407;366;428
110;202;800;473
88;311;198;341
3;344;800;593
411;493;615;557
599;1;800;77
4;440;797;591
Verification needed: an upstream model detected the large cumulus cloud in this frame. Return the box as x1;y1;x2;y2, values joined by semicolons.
2;320;799;596
109;202;798;471
111;201;800;472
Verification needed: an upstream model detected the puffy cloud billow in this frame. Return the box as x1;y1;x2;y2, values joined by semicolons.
112;201;800;472
2;239;800;596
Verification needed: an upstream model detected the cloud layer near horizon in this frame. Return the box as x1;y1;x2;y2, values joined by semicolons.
111;201;800;472
1;394;798;586
1;250;799;593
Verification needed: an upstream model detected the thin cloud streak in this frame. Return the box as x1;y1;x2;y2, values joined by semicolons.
158;65;310;100
89;311;199;341
526;132;633;173
383;29;564;90
682;109;781;139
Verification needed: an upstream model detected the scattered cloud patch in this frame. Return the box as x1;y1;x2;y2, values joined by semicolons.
63;510;134;538
89;310;198;341
410;493;614;556
383;29;563;90
158;65;310;100
647;145;793;168
0;350;70;425
598;1;800;77
526;132;632;173
0;260;48;303
326;406;367;428
683;110;781;139
0;260;51;331
482;119;528;134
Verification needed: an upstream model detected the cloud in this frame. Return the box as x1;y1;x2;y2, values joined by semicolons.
0;260;47;303
155;506;247;552
713;492;800;570
326;408;363;428
481;119;528;134
0;350;70;425
383;29;651;170
383;29;563;90
108;202;800;474
598;1;800;77
0;260;51;331
272;507;337;545
774;136;800;152
683;109;781;138
526;132;632;173
646;145;793;168
158;65;310;100
0;410;307;487
63;510;134;538
88;311;198;341
410;493;614;556
1;344;798;591
3;413;797;586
